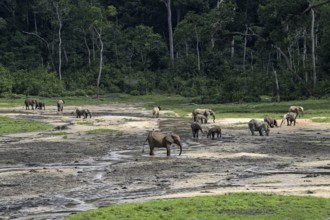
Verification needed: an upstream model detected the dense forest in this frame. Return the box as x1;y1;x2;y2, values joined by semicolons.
1;0;330;103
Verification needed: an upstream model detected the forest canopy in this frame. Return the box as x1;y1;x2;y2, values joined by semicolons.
1;0;330;103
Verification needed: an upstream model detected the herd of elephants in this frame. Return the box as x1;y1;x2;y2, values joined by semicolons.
23;98;304;157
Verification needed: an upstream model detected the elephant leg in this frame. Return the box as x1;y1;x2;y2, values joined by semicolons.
149;146;155;156
166;144;171;156
259;130;263;136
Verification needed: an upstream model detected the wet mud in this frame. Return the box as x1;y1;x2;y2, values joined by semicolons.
0;104;330;219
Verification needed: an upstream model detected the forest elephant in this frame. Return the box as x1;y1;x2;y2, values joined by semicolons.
207;126;222;140
248;119;270;136
192;108;215;123
195;113;208;124
152;106;161;118
191;122;204;139
35;100;45;110
280;112;297;127
24;98;36;110
288;106;304;118
143;130;182;156
57;100;65;112
75;107;92;119
264;117;278;128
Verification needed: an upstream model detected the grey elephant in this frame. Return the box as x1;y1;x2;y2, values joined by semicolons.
35;100;45;110
280;112;297;126
207;126;222;140
152;106;161;118
24;98;36;110
264;117;278;128
195;113;207;124
57;100;65;112
191;122;204;139
192;108;215;123
75;107;92;118
143;130;182;156
288;106;304;117
248;119;270;136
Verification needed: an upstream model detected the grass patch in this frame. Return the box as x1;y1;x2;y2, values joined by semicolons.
77;121;94;125
67;193;330;220
42;131;69;136
86;128;115;135
0;116;52;135
311;117;330;123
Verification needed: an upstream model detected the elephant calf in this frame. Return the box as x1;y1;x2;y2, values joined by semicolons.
152;106;161;118
207;126;222;140
191;122;204;139
57;100;65;112
195;113;207;124
35;100;45;110
280;112;297;126
143;130;182;156
264;117;278;128
75;107;92;119
248;119;270;136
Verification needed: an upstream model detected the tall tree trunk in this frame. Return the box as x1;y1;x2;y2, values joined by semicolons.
95;28;103;99
54;2;62;80
194;25;200;72
243;25;248;71
164;0;174;67
272;65;280;102
303;27;308;82
84;36;91;66
231;36;235;60
311;8;317;89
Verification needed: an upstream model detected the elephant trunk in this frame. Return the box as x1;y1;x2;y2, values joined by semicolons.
212;114;215;123
178;142;182;156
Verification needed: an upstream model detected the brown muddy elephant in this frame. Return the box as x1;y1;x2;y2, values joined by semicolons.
248;119;270;136
143;130;182;156
152;106;161;118
280;112;297;126
288;106;304;118
207;126;222;140
192;108;215;123
57;100;65;112
191;122;204;139
264;117;278;128
75;107;92;119
24;98;36;110
35;100;45;110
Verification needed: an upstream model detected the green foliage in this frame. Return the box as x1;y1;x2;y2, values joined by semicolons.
67;193;330;220
0;116;53;135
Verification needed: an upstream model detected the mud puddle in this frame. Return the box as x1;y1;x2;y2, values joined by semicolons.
0;104;330;219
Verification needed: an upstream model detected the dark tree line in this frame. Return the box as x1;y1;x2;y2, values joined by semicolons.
0;0;330;102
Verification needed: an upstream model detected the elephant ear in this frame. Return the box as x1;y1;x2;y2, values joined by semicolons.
165;133;175;143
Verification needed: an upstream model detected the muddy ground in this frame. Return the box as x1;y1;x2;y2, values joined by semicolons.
0;104;329;220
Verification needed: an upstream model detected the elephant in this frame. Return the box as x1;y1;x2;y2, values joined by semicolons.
280;112;297;127
248;119;270;136
264;117;278;128
143;130;182;156
192;108;215;123
57;100;65;112
152;106;161;118
288;106;304;117
35;100;45;110
195;113;208;124
207;126;222;140
24;98;36;110
191;122;204;139
75;107;92;118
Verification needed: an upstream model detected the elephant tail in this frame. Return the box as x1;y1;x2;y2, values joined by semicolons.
142;137;148;153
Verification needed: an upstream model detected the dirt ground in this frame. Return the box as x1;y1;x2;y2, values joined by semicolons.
0;104;329;220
